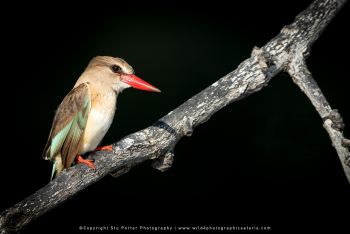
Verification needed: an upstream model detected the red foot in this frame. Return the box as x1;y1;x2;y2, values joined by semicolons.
95;145;113;151
76;155;96;169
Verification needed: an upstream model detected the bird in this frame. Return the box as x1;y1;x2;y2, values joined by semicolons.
43;56;160;180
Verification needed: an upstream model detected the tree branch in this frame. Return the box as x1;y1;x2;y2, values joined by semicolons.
288;55;350;181
1;0;348;233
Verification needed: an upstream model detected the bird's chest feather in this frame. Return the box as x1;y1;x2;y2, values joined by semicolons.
81;91;117;153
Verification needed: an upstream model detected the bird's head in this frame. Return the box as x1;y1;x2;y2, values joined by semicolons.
84;56;160;93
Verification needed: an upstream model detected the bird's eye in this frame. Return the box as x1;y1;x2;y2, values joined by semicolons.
111;65;122;73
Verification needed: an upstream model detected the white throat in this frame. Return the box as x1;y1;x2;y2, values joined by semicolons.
114;80;131;93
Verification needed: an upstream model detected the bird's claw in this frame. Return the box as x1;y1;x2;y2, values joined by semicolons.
95;145;113;151
77;155;96;169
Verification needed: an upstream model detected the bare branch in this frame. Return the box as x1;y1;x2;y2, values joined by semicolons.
288;55;350;182
0;0;347;233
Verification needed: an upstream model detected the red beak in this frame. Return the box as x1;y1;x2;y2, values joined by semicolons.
121;74;161;92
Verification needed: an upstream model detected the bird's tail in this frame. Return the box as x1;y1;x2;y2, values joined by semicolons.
50;155;64;180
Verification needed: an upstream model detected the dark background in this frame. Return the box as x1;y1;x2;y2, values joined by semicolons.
3;1;350;233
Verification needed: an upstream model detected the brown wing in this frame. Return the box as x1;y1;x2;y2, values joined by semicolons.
43;83;91;169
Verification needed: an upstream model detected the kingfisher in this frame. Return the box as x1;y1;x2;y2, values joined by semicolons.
43;56;160;180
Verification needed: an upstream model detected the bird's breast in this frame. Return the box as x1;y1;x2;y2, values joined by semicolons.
80;91;117;153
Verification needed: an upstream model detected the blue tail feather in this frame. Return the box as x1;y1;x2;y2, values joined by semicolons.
50;161;57;181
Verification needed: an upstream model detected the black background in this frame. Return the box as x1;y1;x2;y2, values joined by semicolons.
3;1;350;233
